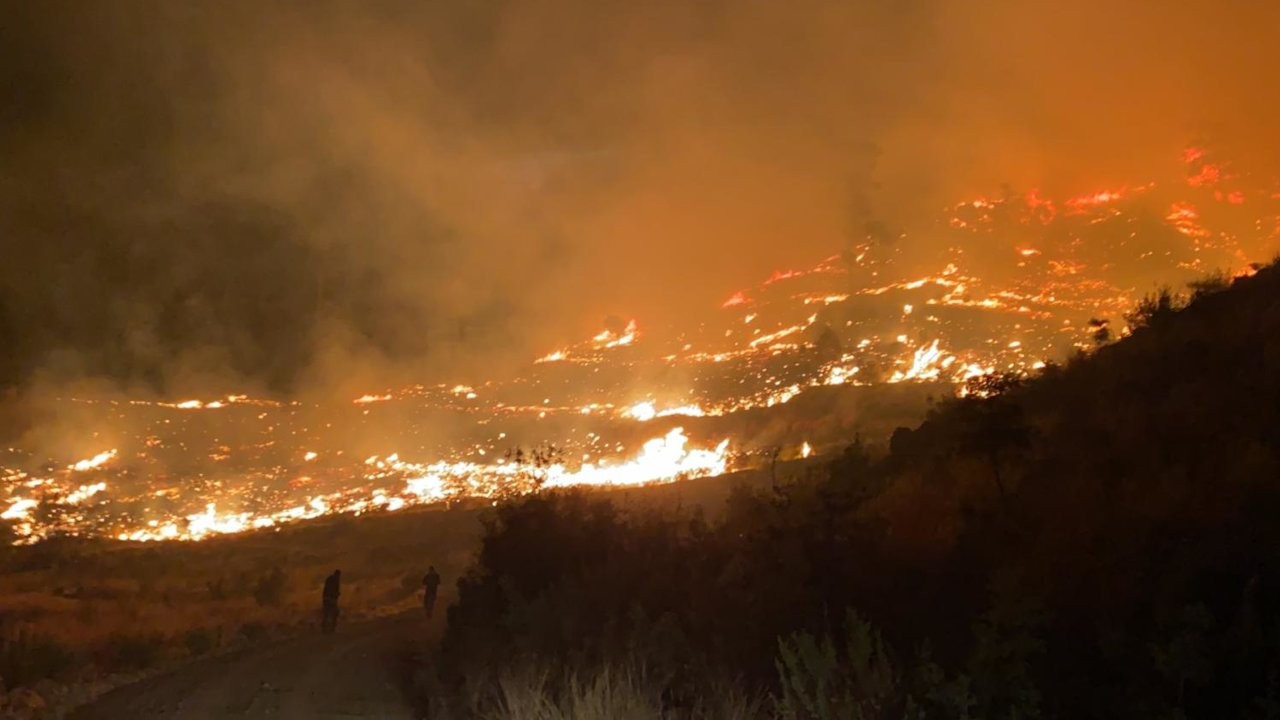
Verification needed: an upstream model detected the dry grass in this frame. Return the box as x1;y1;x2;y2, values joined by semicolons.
0;501;484;691
471;666;766;720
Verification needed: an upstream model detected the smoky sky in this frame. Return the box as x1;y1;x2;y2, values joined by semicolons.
1;0;1277;395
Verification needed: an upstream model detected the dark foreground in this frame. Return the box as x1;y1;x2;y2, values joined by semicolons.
71;613;434;719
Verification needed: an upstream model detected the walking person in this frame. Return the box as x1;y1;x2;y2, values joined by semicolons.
422;566;441;619
321;569;341;634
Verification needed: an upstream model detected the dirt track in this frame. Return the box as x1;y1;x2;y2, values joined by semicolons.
71;612;435;719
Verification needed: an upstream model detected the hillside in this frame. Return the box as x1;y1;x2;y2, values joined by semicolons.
438;264;1280;719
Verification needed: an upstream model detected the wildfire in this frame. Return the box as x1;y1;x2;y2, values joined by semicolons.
889;340;949;383
106;427;731;542
535;320;640;364
4;146;1275;546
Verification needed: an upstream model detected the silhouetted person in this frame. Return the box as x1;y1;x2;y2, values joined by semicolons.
422;566;441;618
321;569;341;634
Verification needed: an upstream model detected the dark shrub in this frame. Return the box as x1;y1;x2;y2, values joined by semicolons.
253;566;287;607
183;627;216;656
99;632;165;672
0;629;76;688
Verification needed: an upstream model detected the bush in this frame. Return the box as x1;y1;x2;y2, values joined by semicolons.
253;566;288;607
0;629;75;688
472;664;763;720
1124;287;1184;330
773;610;902;720
207;577;227;601
239;621;270;644
183;627;216;657
99;632;166;672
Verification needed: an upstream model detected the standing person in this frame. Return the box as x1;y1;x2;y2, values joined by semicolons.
422;566;441;619
321;569;341;634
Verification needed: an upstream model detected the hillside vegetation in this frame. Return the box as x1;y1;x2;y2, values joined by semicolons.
438;264;1280;719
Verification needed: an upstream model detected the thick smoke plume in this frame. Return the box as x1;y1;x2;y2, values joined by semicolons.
2;0;1276;396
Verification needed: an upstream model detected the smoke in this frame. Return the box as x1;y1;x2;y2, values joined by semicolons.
1;0;1276;396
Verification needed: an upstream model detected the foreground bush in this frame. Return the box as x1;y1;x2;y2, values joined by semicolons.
473;667;760;720
0;628;75;688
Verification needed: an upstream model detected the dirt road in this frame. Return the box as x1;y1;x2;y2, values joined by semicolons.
72;613;435;719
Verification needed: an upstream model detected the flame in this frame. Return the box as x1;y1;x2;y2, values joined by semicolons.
1;498;37;521
157;394;274;410
1187;163;1223;188
535;320;639;363
1065;188;1126;212
64;482;107;504
542;428;730;490
656;404;708;419
888;340;946;383
107;428;730;542
1167;202;1209;238
69;449;117;472
802;293;850;305
629;402;658;422
597;320;639;349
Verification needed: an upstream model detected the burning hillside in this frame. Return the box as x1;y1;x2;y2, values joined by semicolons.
2;148;1278;544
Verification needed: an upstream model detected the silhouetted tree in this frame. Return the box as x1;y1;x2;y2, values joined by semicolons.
1125;288;1184;330
1088;317;1112;346
1188;271;1231;300
955;387;1030;499
811;325;844;363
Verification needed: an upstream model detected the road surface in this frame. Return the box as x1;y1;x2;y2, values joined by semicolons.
72;613;436;719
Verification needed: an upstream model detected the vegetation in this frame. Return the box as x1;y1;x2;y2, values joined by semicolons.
0;502;481;704
436;264;1280;718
